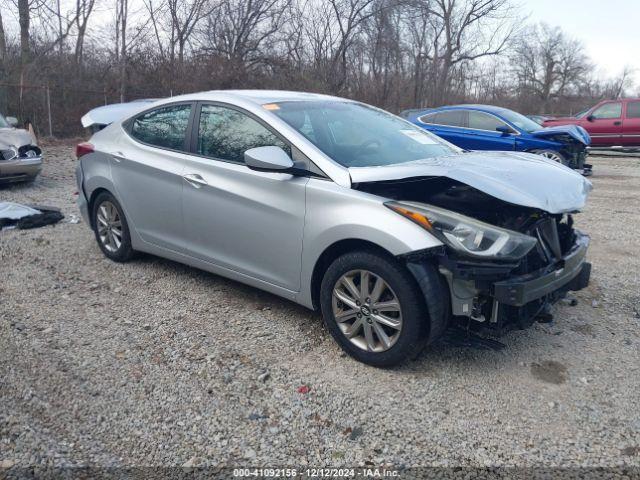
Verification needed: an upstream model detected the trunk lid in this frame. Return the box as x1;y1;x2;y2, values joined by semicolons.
81;99;158;129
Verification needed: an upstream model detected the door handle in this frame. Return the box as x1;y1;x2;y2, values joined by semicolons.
613;121;622;126
182;173;208;188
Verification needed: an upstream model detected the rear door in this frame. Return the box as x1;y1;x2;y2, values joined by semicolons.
416;110;470;147
111;102;194;251
622;101;640;146
582;101;623;146
181;103;307;291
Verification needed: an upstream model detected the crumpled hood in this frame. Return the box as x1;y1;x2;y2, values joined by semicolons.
0;127;37;148
531;124;590;145
349;151;592;214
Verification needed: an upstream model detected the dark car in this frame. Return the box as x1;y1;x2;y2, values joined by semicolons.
543;98;640;148
403;105;591;174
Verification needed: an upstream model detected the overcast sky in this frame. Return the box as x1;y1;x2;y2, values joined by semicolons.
526;0;640;87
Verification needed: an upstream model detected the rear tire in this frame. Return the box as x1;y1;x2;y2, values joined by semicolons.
319;250;437;367
91;191;135;262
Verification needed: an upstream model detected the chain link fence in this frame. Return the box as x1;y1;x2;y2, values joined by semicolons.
0;82;172;138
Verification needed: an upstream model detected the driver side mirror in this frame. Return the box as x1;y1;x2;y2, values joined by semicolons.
496;125;514;135
245;146;294;172
586;115;595;122
6;116;18;127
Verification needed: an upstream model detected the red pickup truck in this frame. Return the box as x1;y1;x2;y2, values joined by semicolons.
543;98;640;147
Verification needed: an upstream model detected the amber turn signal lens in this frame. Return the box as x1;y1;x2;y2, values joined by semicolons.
387;204;433;230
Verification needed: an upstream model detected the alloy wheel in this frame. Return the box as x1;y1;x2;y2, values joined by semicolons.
96;201;123;253
538;151;563;162
331;269;403;352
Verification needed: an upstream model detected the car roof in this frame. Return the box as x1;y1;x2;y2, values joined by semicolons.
167;89;344;105
432;104;514;115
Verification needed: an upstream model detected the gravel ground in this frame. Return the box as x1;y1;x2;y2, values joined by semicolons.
1;141;639;470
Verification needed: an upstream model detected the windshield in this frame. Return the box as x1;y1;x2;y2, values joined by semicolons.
0;114;9;128
497;109;542;133
269;101;458;167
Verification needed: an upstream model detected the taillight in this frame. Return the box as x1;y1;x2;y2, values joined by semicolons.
76;142;94;159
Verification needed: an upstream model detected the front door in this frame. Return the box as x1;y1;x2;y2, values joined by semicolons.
181;103;307;291
465;110;517;151
582;101;623;146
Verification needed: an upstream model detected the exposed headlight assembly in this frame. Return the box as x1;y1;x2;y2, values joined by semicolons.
0;146;18;161
385;201;537;261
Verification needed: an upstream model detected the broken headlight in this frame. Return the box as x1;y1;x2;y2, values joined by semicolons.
385;201;537;261
1;147;18;161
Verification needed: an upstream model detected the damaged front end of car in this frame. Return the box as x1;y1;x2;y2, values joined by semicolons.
351;153;593;336
531;125;592;176
0;136;43;184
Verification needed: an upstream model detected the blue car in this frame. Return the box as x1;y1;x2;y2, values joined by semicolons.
403;105;591;174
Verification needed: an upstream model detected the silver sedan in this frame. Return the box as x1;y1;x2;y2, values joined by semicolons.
76;91;592;366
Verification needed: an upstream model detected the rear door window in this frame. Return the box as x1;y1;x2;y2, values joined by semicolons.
419;110;466;127
196;105;290;163
592;102;622;119
436;110;466;127
418;112;438;124
130;104;192;151
626;102;640;118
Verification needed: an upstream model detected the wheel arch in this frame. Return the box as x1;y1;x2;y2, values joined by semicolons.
309;238;399;312
87;187;113;229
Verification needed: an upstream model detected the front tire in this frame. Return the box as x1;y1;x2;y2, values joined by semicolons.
319;250;435;367
531;149;567;165
91;191;135;262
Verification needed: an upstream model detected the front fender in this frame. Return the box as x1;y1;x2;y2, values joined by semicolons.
516;135;563;151
296;179;443;308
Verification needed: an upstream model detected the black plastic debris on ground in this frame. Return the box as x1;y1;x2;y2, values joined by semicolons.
0;202;64;230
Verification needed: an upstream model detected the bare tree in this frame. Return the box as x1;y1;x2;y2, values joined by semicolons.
18;0;31;66
144;0;212;68
403;1;436;106
608;66;635;99
114;0;148;100
423;0;516;104
0;8;7;112
511;23;591;113
0;8;6;63
200;0;288;67
75;0;97;68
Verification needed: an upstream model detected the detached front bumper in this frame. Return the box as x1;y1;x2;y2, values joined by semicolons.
436;231;591;331
0;155;43;183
